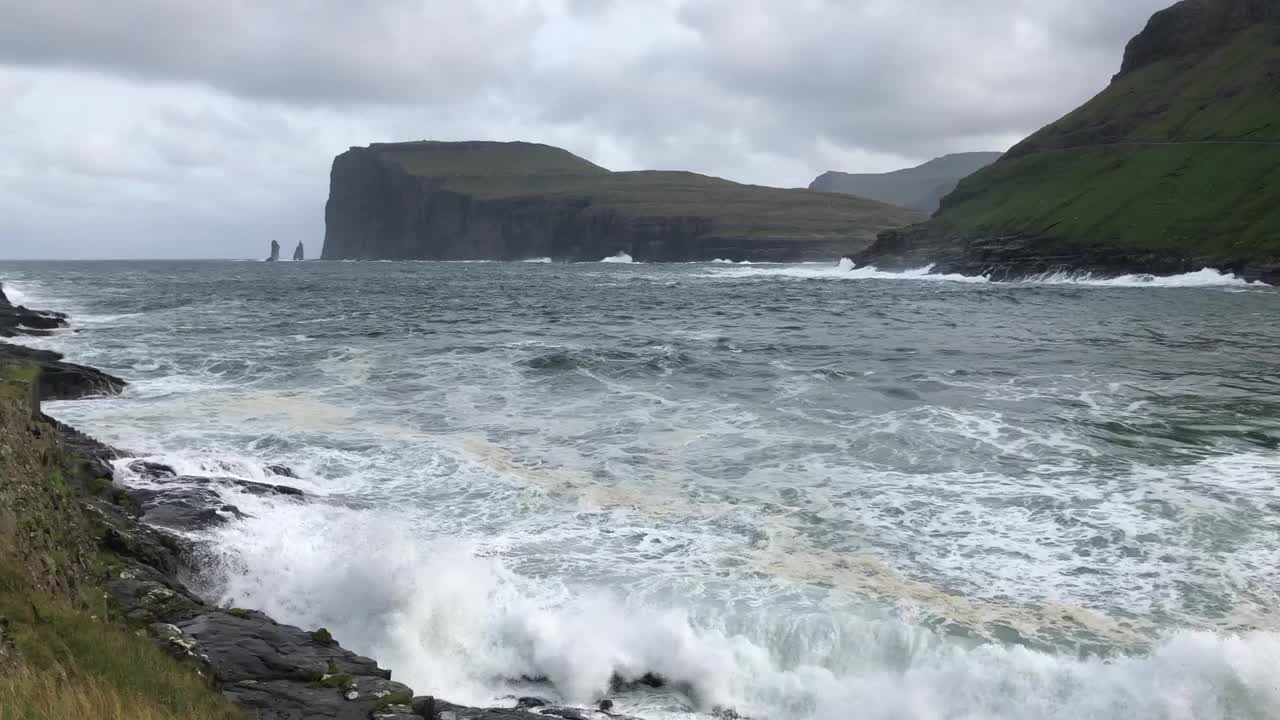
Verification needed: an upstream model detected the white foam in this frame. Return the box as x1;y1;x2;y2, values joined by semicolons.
600;252;636;264
523;257;553;264
701;261;1271;288
1;280;37;306
196;495;1280;719
1025;267;1268;288
703;258;990;283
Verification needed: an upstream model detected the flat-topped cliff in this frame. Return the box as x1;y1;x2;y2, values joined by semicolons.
321;141;924;262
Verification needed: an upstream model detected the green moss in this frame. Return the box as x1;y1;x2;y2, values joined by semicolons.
0;363;39;385
310;627;334;644
375;688;414;708
316;673;353;689
225;608;252;619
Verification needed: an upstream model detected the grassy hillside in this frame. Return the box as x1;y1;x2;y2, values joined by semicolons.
930;17;1280;260
0;363;243;720
371;142;925;242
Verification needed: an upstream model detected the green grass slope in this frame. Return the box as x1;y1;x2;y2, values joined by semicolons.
371;141;925;242
933;18;1280;260
0;363;244;720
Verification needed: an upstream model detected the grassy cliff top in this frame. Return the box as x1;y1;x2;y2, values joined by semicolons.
373;140;609;177
361;142;925;240
931;16;1280;260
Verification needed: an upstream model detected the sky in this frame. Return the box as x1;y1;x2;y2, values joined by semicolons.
0;0;1171;260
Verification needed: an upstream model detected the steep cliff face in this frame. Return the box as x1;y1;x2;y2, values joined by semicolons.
858;0;1280;280
322;141;924;262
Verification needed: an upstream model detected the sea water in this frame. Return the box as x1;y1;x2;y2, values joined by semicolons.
4;259;1278;719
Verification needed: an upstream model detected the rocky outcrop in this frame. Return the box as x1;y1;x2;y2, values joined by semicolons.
809;152;1003;213
0;284;127;400
268;240;282;262
322;141;923;262
294;242;306;261
1117;0;1280;77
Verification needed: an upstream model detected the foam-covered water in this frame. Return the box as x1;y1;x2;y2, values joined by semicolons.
6;260;1280;719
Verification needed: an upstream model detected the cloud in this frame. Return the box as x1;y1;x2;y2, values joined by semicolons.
0;0;1174;259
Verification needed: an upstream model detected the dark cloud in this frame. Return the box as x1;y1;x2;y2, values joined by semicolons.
0;1;546;105
0;0;1174;259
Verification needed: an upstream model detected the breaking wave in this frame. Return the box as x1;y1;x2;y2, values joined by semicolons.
188;487;1280;720
704;259;1270;288
600;252;636;264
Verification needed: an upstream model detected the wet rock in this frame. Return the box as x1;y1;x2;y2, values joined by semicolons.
128;486;247;531
172;475;306;499
266;463;300;479
176;611;389;683
128;460;178;479
0;342;127;400
516;697;548;708
373;706;420;720
223;678;378;720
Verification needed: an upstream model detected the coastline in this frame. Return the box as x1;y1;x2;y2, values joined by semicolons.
0;283;640;720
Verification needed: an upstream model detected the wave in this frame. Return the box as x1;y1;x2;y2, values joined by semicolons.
704;260;1270;288
600;252;636;264
523;257;553;264
1024;267;1267;288
703;258;988;283
189;489;1280;720
0;280;40;306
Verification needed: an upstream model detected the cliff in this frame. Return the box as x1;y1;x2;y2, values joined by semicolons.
321;141;924;262
857;0;1280;281
809;152;1003;212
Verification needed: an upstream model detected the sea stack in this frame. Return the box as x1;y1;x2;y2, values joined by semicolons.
293;242;305;261
267;240;281;262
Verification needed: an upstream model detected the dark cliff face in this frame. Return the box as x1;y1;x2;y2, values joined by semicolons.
1118;0;1280;77
321;143;923;262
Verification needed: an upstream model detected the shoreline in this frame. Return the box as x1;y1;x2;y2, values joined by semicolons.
0;283;644;720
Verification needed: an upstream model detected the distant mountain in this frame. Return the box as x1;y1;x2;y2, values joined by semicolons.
321;141;924;262
858;0;1280;281
809;152;1004;212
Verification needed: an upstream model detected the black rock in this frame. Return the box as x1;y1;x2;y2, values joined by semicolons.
127;486;247;531
0;342;127;400
128;460;179;480
265;464;300;479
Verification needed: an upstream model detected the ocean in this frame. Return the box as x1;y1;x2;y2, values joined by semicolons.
4;259;1279;719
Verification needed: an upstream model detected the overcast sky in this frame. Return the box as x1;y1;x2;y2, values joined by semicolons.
0;0;1169;260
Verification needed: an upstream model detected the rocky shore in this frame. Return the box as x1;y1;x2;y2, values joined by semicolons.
0;284;646;720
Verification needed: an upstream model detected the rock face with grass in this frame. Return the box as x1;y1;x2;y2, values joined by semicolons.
0;285;127;400
322;140;924;262
809;152;1004;212
857;0;1280;281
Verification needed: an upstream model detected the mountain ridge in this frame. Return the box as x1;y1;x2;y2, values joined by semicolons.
857;0;1280;282
809;152;1003;212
